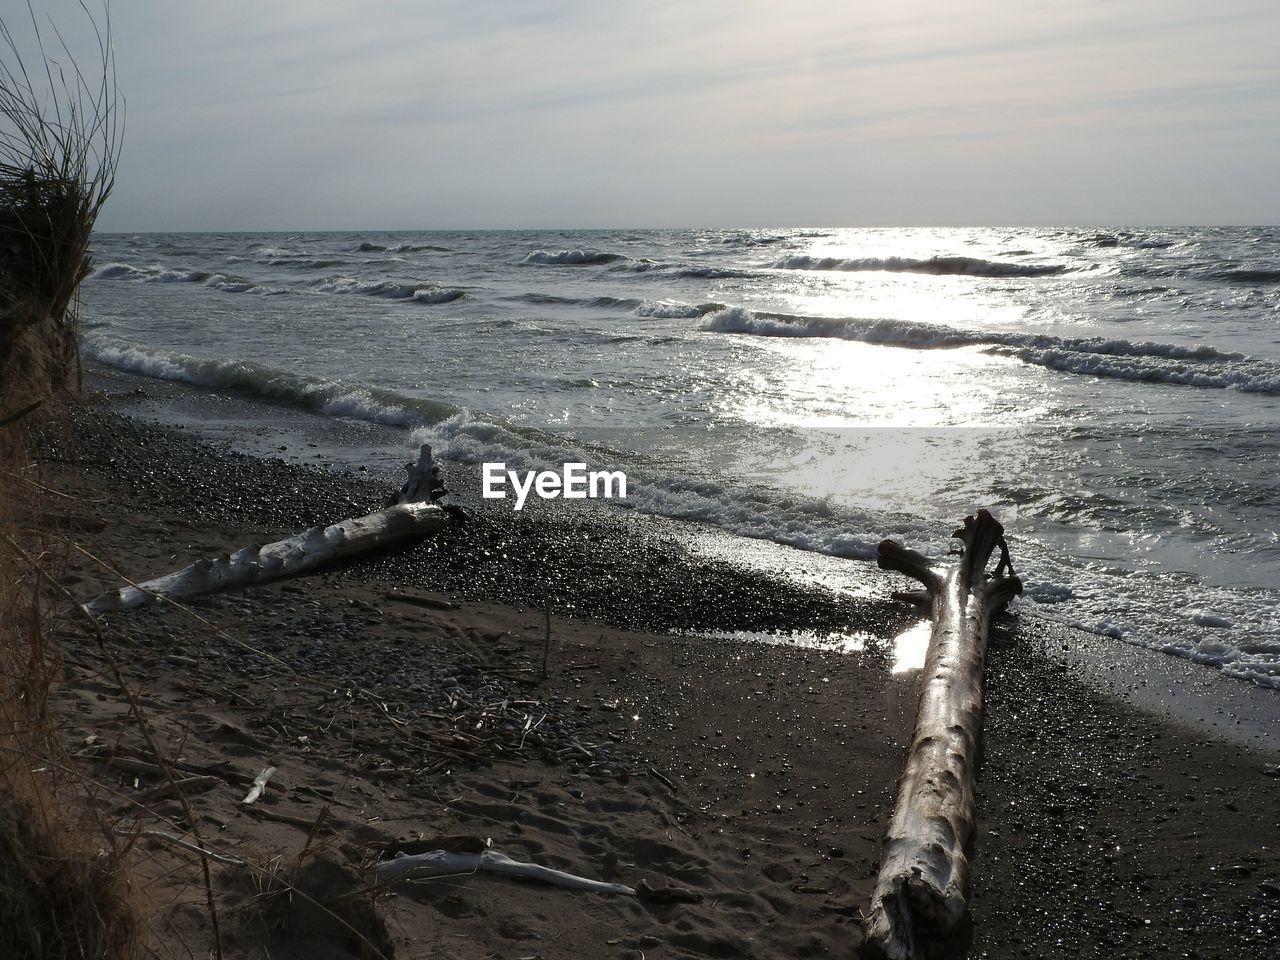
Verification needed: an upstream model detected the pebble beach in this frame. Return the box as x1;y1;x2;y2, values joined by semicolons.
32;378;1280;959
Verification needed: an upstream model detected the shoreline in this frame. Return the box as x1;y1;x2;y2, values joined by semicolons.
84;359;1280;748
38;384;1280;957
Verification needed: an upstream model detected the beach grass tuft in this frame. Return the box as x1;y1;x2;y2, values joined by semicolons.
0;5;136;957
0;1;121;401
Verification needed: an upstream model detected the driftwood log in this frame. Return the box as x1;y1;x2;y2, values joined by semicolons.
865;509;1022;959
82;445;452;615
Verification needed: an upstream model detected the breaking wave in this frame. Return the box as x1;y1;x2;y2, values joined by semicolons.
263;257;350;269
673;266;763;280
771;254;1068;277
358;241;451;253
521;249;626;266
311;277;465;302
80;336;912;564
91;263;287;295
83;338;460;427
702;307;1280;394
93;263;209;284
633;300;724;319
412;287;467;304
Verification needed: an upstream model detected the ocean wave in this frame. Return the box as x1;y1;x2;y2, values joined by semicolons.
93;262;208;283
358;241;451;253
264;257;350;269
1208;268;1280;284
503;292;587;307
716;233;787;247
91;262;287;295
608;259;663;273
672;266;763;280
702;307;1280;394
521;249;626;266
412;287;466;304
83;338;460;427
633;300;724;319
500;293;649;311
311;277;464;302
770;254;1068;277
703;307;977;348
1008;347;1280;393
82;334;920;563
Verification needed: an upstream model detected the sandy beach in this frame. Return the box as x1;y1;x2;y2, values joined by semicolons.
23;379;1275;960
4;6;1280;958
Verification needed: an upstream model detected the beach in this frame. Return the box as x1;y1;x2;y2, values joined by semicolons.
37;375;1280;959
79;227;1280;692
4;6;1279;957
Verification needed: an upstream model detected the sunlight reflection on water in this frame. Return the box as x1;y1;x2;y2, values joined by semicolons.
891;620;932;673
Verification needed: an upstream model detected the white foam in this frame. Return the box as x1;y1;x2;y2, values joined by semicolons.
312;277;416;298
83;338;457;428
310;277;463;302
83;338;1280;690
634;300;720;319
92;262;207;283
702;307;972;347
411;287;466;304
1031;560;1280;689
91;262;286;295
1026;581;1075;603
1012;347;1280;394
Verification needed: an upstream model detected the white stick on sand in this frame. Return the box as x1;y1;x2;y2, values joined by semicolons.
82;445;451;615
375;849;637;896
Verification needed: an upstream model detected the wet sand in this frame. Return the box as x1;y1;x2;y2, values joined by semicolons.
35;391;1280;959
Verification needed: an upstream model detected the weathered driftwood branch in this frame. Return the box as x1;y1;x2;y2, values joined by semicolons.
866;509;1022;959
82;445;452;615
239;765;276;806
375;849;636;896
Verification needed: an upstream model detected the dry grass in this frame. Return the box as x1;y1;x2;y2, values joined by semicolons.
0;5;139;956
0;1;122;401
0;432;141;960
0;6;397;939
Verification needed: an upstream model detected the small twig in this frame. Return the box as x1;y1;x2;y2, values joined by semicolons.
142;774;220;804
541;595;553;679
135;829;245;867
243;805;333;833
0;400;42;427
647;766;679;794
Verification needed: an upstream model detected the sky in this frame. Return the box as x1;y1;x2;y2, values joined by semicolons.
9;0;1280;230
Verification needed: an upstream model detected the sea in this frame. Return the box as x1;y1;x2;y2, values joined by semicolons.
78;227;1280;691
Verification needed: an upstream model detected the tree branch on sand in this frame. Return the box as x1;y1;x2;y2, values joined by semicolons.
82;445;455;615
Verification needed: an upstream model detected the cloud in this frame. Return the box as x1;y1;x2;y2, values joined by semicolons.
22;0;1278;229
